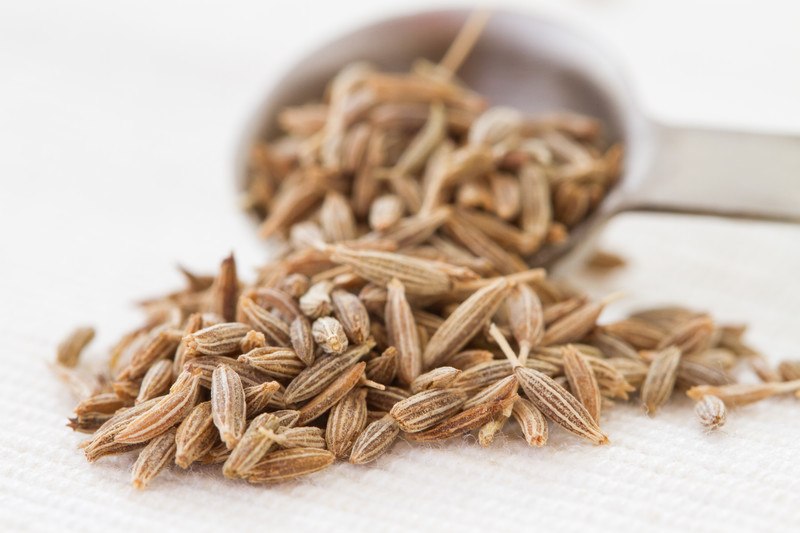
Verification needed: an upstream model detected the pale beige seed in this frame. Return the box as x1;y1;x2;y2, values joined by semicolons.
409;395;516;442
284;340;374;404
349;415;401;464
410;367;462;393
239;347;305;380
676;360;733;388
588;330;639;361
74;392;127;417
290;316;316;367
123;325;183;379
175;401;217;469
369;194;405;231
478;409;511;447
268;426;326;450
131;427;177;490
296;362;366;425
542;300;606;347
136;360;174;404
453;359;559;393
56;326;95;368
443;211;527;275
244;381;281;417
686;380;800;407
116;375;201;444
562;345;602;422
328;246;453;296
183;322;251;357
602;318;665;350
462;375;519;410
514;366;607;445
512;397;548;447
240;330;267;353
694;395;727;430
246;448;335;484
424;277;511;368
446;349;495;370
320;191;357;242
312;316;349;355
331;289;371;344
518;163;550;252
326;388;368;458
504;284;544;364
223;413;280;478
299;280;334;318
82;398;161;462
657;315;715;356
280;273;310;299
389;388;467;433
489;172;521;221
248;287;303;321
209;253;238;322
183;356;272;388
238;297;291;345
386;278;423;385
641;347;682;414
211;365;247;449
367;386;411;412
542;297;585;326
365;347;398;385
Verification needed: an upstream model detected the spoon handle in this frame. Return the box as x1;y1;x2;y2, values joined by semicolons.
620;123;800;223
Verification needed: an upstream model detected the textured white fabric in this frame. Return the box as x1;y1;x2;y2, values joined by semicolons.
1;1;799;532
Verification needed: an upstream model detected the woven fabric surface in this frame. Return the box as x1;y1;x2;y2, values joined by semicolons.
1;1;799;531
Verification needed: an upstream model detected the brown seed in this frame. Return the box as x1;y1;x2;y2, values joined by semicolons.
123;325;183;379
56;326;95;368
244;381;281;417
82;398;160;462
641;347;682;414
326;388;368;458
694;395;727;430
211;365;247;449
331;289;371;344
320;191;357;242
365;346;398;385
542;300;606;347
183;322;251;357
446;349;495;370
462;375;519;410
602;318;665;350
131;428;177;490
209;253;238;322
367;386;411;413
284;340;374;404
183;355;272;388
312;316;349;355
297;362;366;425
349;415;401;464
299;280;334;318
410;367;462;393
562;345;602;422
778;360;800;382
686;380;800;407
390;388;467;433
504;284;544;364
290;316;316;367
223;413;280;478
175;401;217;469
173;313;204;376
239;347;305;380
74;392;127;418
116;375;201;444
511;397;548;447
245;448;335;484
240;330;267;353
424;277;511;368
657;315;715;356
386;278;423;385
268;426;326;450
136;360;174;404
409;395;515;443
238;297;291;345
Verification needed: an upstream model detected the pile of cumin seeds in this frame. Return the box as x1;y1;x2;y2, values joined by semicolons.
55;13;799;489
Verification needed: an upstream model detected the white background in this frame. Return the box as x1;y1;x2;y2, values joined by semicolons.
1;1;799;531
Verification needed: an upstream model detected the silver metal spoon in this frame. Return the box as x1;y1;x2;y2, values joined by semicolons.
239;9;800;267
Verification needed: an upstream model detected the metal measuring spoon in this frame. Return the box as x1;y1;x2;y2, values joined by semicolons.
239;9;800;267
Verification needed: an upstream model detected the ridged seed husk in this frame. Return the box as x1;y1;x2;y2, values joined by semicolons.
390;388;467;432
240;330;267;353
223;413;280;478
446;349;495;370
115;375;201;444
82;398;161;462
694;395;727;430
386;278;423;385
211;365;247;449
238;347;305;380
462;375;518;410
74;392;128;417
514;366;608;445
410;366;461;393
131;427;177;490
601;318;665;350
512;397;548;446
686;380;800;407
123;325;183;379
297;362;366;425
657;315;715;356
245;448;335;484
244;381;282;417
209;254;239;322
367;385;411;413
423;277;511;368
454;359;558;393
271;426;326;450
641;347;682;414
349;415;400;464
365;347;398;385
542;301;605;347
408;394;516;442
332;289;371;344
175;401;217;469
136;360;174;404
326;388;368;458
284;341;374;403
312;316;349;355
290;316;316;367
183;356;272;388
504;283;544;363
183;322;251;357
562;345;602;422
238;297;291;345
